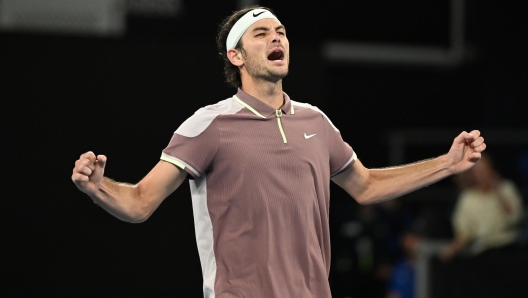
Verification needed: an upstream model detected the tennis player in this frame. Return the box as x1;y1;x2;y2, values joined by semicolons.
72;6;486;298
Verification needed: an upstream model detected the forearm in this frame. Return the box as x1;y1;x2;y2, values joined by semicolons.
334;130;485;204
359;155;454;204
496;192;513;215
448;235;469;252
73;155;186;222
441;235;469;260
89;177;148;223
497;190;524;226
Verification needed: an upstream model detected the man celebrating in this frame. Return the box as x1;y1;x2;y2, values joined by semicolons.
72;7;486;298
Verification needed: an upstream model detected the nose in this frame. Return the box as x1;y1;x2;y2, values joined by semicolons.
270;30;281;44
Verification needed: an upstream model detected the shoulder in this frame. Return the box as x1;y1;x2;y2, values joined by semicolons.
196;97;243;116
291;100;323;114
291;100;339;132
499;179;522;199
500;179;518;191
176;97;243;138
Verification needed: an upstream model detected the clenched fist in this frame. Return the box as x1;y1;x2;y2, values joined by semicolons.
72;151;107;196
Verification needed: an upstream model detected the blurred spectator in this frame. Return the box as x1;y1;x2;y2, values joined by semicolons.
517;149;528;247
385;228;423;298
441;153;524;260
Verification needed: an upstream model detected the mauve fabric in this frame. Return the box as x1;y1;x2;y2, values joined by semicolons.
162;89;355;297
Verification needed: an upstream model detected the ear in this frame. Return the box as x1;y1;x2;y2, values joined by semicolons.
227;48;244;67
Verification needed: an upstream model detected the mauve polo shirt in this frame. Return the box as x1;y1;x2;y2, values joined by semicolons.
161;88;356;298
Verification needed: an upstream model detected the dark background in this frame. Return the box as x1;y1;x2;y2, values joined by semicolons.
3;0;527;296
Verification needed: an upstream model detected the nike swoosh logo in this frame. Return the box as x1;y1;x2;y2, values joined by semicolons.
253;11;265;17
304;133;316;139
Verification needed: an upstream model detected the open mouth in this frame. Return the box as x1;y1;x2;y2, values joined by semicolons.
267;49;285;61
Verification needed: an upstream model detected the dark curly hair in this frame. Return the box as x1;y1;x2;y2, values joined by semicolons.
216;6;277;88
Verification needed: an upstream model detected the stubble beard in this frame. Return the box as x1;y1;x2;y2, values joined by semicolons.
241;48;289;83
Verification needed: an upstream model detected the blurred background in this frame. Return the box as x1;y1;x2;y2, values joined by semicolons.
2;0;527;297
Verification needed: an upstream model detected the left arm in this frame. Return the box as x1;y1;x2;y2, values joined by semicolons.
332;130;486;204
496;181;524;223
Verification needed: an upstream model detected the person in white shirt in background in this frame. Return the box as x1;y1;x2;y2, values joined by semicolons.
441;153;524;260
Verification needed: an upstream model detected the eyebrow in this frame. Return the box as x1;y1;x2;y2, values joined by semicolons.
251;25;286;33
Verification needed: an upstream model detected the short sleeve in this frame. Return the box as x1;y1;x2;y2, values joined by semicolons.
321;114;356;177
161;109;220;179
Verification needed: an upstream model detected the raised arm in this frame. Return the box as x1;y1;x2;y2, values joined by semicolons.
332;130;486;204
71;151;187;223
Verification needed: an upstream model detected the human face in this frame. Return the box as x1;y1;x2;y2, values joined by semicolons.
471;156;497;191
238;19;289;83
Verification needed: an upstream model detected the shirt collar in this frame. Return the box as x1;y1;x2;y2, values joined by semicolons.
234;88;294;118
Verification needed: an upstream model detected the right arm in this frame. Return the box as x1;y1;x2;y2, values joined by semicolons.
71;151;187;223
440;235;470;261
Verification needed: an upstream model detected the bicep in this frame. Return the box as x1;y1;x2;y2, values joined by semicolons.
331;159;370;203
137;160;188;206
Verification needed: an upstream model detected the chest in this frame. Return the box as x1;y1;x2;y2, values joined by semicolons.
464;193;505;224
215;114;329;170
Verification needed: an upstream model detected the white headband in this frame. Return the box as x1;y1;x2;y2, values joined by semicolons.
226;9;281;50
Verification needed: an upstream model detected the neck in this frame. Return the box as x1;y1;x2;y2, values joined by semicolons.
240;77;284;110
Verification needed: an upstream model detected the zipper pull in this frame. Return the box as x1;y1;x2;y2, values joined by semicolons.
275;109;287;144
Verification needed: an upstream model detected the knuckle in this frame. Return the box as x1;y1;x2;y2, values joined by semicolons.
77;165;87;174
81;151;95;161
72;173;81;182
